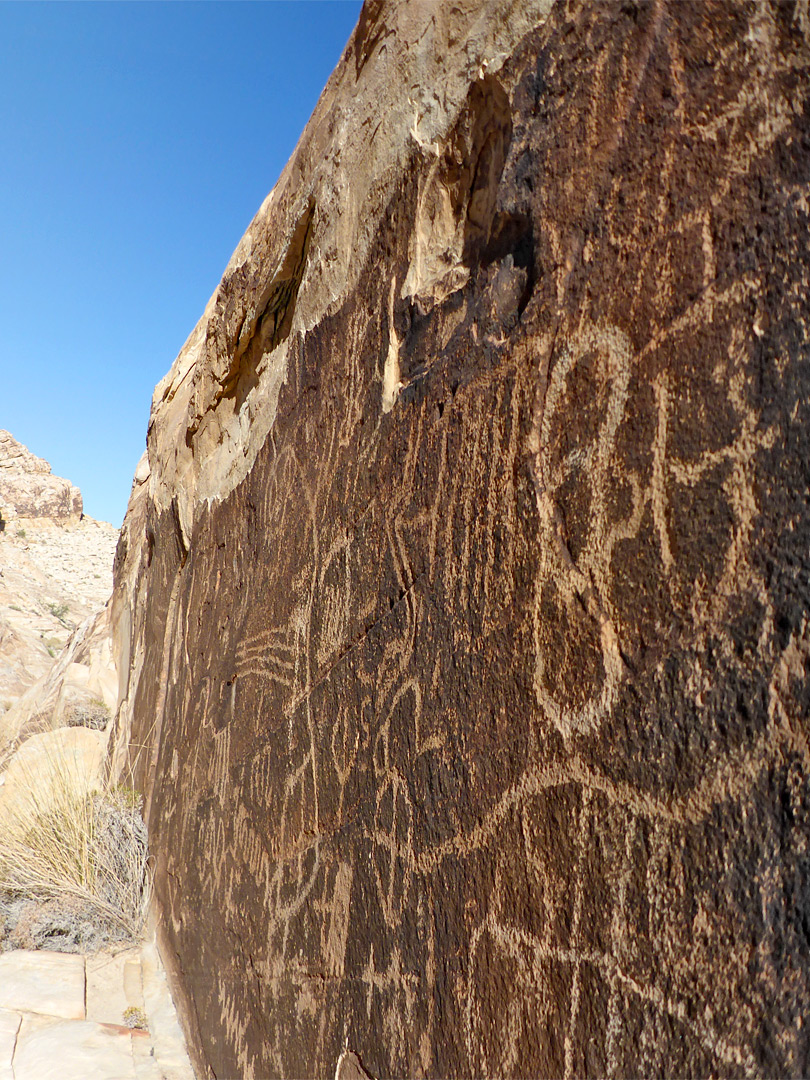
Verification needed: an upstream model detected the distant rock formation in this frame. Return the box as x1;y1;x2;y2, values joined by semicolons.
0;434;117;742
110;1;810;1077
0;439;139;963
0;430;82;525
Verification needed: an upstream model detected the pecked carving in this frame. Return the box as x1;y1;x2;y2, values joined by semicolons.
532;321;635;738
113;2;810;1078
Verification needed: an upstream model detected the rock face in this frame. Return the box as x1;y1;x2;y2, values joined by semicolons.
0;432;82;525
0;513;118;728
111;1;810;1077
0;436;118;761
0;603;118;762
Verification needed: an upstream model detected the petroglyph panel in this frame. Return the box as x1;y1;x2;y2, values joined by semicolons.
118;2;810;1076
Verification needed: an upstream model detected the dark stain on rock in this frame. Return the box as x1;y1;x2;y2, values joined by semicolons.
124;2;810;1077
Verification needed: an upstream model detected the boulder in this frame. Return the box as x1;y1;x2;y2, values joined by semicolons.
0;726;106;823
111;1;810;1077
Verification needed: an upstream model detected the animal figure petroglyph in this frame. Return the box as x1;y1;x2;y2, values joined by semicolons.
119;2;810;1076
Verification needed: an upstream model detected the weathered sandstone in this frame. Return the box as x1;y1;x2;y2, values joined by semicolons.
0;519;118;718
0;432;82;525
0;605;117;761
111;1;810;1077
0;440;118;844
0;726;106;830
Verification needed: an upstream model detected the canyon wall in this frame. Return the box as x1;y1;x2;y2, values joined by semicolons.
111;1;810;1076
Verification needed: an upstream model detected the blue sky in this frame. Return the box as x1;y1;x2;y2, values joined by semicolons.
0;1;361;526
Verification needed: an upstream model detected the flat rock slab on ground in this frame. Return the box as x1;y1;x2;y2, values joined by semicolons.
0;1010;20;1080
0;944;194;1080
86;947;142;1028
0;950;85;1019
12;1014;143;1080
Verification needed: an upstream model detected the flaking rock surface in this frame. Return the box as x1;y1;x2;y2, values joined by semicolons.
111;2;810;1077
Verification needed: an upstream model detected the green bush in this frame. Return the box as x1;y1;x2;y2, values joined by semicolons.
46;602;69;625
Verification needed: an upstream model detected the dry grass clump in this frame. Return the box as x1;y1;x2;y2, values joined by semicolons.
0;758;149;952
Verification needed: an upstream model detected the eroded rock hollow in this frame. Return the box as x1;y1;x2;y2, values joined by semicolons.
111;1;810;1075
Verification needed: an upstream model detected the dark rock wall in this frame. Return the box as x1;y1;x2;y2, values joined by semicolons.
125;2;810;1076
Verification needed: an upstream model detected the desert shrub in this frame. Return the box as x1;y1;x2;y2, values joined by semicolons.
91;790;148;921
107;783;142;809
0;767;149;952
122;1006;149;1030
2;895;127;953
46;601;69;624
65;703;110;731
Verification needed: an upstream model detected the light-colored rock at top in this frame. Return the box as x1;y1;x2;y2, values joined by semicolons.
0;603;117;762
0;432;50;476
0;493;118;740
0;431;82;525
